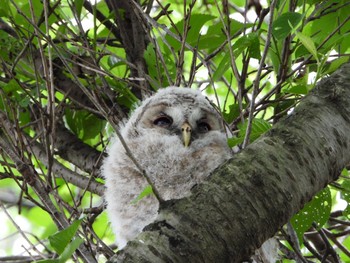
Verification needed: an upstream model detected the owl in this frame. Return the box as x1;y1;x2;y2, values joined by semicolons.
102;87;278;262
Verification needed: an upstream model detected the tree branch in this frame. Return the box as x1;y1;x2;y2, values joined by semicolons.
109;63;350;262
54;122;105;174
0;110;105;196
106;0;150;98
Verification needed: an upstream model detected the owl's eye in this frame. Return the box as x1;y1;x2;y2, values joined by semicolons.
153;116;173;127
197;121;211;133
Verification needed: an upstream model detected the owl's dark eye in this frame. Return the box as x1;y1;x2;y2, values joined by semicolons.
197;121;211;133
153;116;173;127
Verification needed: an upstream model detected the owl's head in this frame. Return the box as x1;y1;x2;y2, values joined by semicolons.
123;87;226;147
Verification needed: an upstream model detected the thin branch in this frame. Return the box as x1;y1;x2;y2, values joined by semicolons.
242;0;276;148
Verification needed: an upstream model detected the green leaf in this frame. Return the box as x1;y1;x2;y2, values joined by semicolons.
130;185;154;205
144;43;173;88
0;0;10;17
228;118;272;147
212;54;230;81
323;56;349;75
233;32;261;59
320;33;349;54
247;118;272;140
4;79;21;94
59;237;84;263
65;109;105;141
272;12;303;40
35;259;59;263
74;0;84;18
212;32;261;81
36;237;83;263
295;31;318;62
341;180;350;217
48;219;82;255
186;14;216;45
198;19;249;50
92;211;114;240
165;14;215;51
223;103;246;123
283;84;308;95
14;0;43;32
206;19;247;37
291;187;332;242
108;55;124;69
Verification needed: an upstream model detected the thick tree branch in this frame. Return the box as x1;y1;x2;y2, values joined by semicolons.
29;139;105;196
0;110;105;196
106;0;150;98
109;64;350;262
54;122;105;175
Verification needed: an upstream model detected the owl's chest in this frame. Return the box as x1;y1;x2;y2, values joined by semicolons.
126;133;231;200
144;157;207;200
140;148;205;183
132;147;223;200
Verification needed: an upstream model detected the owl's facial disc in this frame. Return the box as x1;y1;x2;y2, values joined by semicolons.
181;122;192;147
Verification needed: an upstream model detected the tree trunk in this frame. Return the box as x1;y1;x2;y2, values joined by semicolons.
108;63;350;262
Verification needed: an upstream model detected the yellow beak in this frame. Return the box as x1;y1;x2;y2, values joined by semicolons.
181;122;192;147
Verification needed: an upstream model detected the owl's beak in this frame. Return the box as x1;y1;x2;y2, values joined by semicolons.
181;122;192;147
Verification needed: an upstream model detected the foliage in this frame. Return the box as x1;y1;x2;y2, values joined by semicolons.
0;0;350;262
37;219;84;263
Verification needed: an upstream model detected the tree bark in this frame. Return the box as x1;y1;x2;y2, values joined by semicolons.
106;0;150;99
108;63;350;262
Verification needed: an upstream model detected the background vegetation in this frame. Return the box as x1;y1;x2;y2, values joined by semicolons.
0;0;350;262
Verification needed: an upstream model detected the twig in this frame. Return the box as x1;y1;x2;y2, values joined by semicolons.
242;0;276;148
